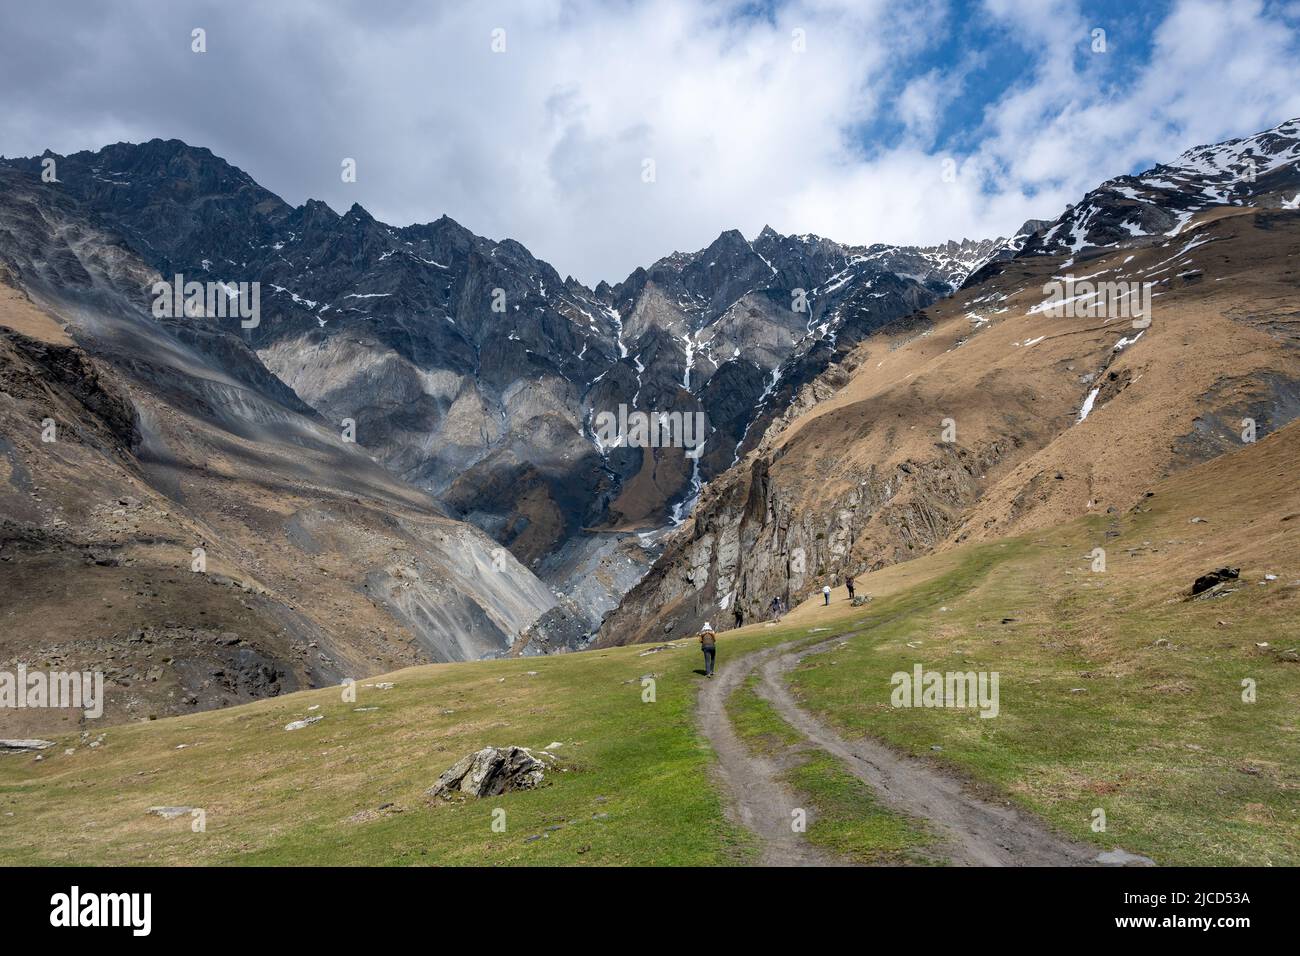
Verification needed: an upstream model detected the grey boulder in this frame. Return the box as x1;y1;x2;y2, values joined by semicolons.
0;739;55;753
428;746;553;800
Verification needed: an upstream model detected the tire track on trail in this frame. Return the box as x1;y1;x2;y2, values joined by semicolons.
700;635;1101;867
697;639;841;866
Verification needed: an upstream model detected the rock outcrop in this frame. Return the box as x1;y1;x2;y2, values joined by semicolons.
0;739;55;752
427;746;555;799
1192;567;1241;595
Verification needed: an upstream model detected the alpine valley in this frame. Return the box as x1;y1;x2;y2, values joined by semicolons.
2;117;1298;733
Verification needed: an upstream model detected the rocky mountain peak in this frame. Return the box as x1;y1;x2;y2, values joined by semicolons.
1022;115;1300;258
342;201;375;223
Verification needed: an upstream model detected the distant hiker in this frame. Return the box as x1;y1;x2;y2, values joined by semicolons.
822;584;831;606
845;575;855;600
768;596;781;621
733;605;743;629
699;622;717;678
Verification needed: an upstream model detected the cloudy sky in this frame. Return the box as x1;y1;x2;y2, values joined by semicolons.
4;0;1300;284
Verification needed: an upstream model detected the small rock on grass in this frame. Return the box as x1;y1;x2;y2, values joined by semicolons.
147;806;194;819
0;739;55;753
284;715;324;731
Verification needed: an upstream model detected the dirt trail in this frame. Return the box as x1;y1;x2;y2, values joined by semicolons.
696;640;841;866
700;635;1099;867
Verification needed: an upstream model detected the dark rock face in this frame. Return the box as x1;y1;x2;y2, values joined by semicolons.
597;411;1000;647
0;328;139;453
0;163;563;732
4;140;295;278
1020;119;1300;258
1;141;1006;642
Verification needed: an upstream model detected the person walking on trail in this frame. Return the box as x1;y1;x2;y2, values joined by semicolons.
822;584;831;606
845;575;855;600
699;622;717;678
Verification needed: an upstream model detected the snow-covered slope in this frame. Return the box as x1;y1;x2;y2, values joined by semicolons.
1024;117;1300;257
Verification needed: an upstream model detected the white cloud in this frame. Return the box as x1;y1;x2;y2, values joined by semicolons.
1;0;1298;283
787;0;1300;252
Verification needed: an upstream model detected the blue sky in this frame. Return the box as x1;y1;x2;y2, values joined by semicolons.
4;0;1300;283
898;0;1173;162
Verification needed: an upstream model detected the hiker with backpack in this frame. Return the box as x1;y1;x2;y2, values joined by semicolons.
845;574;855;600
823;583;831;605
699;622;717;678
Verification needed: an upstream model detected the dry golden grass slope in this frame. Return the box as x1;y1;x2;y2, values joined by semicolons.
780;204;1299;549
598;203;1300;645
0;275;73;346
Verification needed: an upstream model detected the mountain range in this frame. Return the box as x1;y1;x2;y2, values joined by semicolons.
601;119;1300;644
3;117;1299;729
0;141;1025;656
